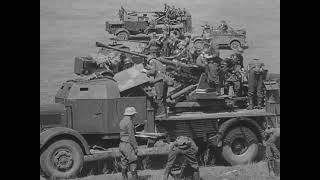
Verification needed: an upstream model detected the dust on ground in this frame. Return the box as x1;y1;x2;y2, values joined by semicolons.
40;161;279;180
40;0;280;105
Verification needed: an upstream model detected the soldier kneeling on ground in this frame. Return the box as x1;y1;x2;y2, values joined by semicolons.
263;126;280;176
163;136;200;180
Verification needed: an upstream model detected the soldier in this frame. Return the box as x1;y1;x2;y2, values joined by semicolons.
119;107;139;180
122;56;134;70
197;44;222;93
247;58;267;109
206;50;223;93
160;28;171;57
234;48;244;68
168;31;180;56
141;55;168;115
163;136;200;180
145;32;162;57
218;20;228;33
172;33;191;61
263;126;280;176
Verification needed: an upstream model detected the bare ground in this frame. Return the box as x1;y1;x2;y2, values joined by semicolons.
40;161;279;180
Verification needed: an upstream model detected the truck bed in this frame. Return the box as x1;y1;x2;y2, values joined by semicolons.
156;109;275;121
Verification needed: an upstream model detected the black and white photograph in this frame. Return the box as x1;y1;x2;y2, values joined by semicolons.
40;0;280;179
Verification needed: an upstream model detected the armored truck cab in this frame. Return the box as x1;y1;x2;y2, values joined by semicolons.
40;76;151;179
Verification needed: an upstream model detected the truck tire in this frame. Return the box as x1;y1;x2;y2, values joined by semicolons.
222;126;259;165
40;139;84;179
230;40;241;50
116;31;129;40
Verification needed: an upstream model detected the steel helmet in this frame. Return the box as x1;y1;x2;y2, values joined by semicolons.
123;107;138;116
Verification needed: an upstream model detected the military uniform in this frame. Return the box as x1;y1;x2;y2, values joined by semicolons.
161;32;170;57
146;34;162;57
168;34;180;56
247;58;266;109
163;136;200;180
119;107;139;180
146;57;168;115
264;127;280;176
196;46;222;92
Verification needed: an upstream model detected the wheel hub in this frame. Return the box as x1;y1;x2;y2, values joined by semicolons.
53;150;73;171
231;138;249;155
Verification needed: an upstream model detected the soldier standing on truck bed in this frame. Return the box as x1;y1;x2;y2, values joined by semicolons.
163;136;200;180
145;32;162;57
141;55;168;115
196;43;222;93
119;107;139;180
247;58;267;109
160;28;171;57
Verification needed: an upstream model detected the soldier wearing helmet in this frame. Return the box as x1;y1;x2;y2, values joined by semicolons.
196;44;222;93
145;32;162;57
119;107;139;180
218;20;228;33
163;136;200;180
141;55;168;115
161;28;171;57
122;56;134;70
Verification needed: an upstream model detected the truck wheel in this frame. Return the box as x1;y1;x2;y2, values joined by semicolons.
40;139;84;179
116;31;129;40
222;126;259;165
230;40;241;50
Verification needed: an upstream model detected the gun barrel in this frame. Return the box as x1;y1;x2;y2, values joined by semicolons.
96;41;148;58
96;42;203;70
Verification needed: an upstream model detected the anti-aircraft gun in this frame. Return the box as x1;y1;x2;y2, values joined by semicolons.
95;42;206;107
94;42;242;113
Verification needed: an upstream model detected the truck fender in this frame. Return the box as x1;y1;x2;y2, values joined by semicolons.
115;28;130;36
40;127;90;155
229;38;242;45
210;117;264;147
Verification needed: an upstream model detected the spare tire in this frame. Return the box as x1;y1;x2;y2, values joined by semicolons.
222;126;259;165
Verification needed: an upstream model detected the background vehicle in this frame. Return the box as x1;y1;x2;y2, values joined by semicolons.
192;23;248;50
40;42;279;179
105;4;192;40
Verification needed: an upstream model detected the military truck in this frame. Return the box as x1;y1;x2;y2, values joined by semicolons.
40;42;278;179
192;22;248;50
105;5;192;40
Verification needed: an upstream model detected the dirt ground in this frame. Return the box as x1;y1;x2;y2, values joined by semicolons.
40;161;279;180
40;0;280;105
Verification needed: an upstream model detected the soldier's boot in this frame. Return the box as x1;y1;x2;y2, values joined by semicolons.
193;170;200;180
256;97;264;109
131;170;139;180
247;97;254;110
121;168;128;180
